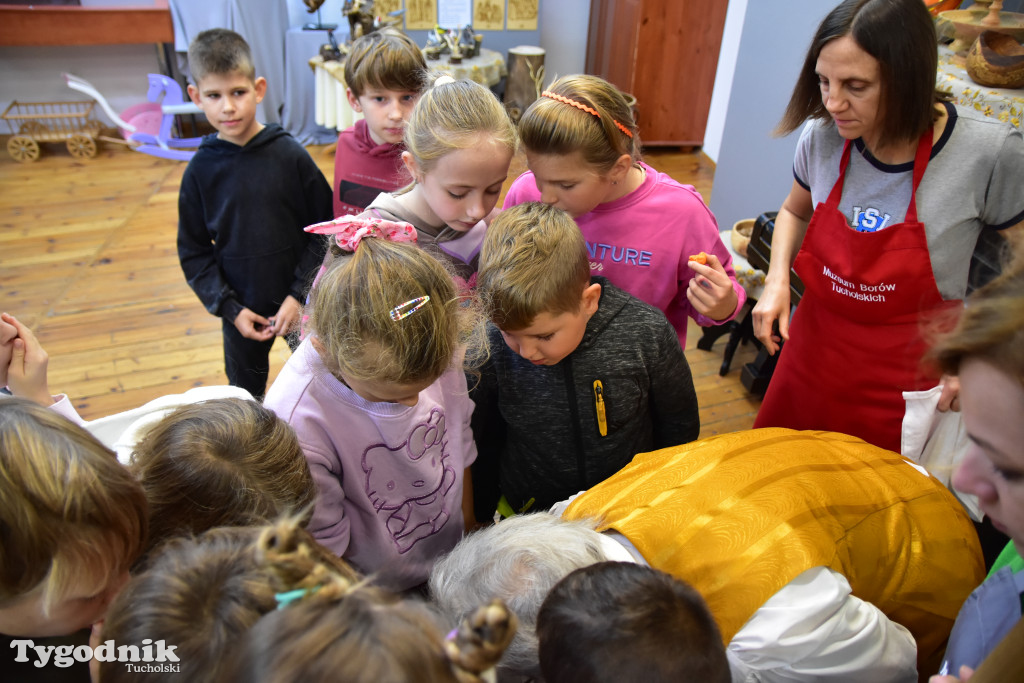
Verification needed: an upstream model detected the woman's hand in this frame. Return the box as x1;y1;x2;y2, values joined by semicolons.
937;375;961;412
686;253;739;321
752;278;792;356
749;183;814;356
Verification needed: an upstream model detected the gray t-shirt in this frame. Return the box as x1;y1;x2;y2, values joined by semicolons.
794;102;1024;299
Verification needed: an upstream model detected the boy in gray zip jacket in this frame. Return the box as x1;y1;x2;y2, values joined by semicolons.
470;202;699;517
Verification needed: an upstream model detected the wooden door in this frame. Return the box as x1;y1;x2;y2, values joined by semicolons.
587;0;728;147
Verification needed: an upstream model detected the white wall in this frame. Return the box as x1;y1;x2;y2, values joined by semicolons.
0;45;163;126
703;0;747;163
539;0;589;80
707;0;829;232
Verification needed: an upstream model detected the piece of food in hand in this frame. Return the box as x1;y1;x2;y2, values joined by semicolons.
688;252;708;265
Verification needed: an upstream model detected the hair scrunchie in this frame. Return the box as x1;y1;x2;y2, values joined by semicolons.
305;215;418;252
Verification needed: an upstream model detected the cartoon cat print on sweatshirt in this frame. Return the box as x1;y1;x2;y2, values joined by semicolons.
362;408;456;552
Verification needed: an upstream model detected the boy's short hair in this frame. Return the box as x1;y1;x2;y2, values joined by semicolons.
188;28;256;84
343;27;426;98
0;399;148;612
129;398;316;558
477;202;591;330
537;562;730;683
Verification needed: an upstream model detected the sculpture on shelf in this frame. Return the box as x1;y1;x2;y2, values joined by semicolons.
344;0;376;40
316;1;407;62
302;0;338;31
424;24;483;62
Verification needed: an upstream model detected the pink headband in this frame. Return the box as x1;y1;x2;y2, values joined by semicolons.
541;90;634;139
305;215;418;252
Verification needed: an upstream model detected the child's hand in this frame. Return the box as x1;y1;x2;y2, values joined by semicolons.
0;312;18;388
271;295;302;338
234;308;275;341
686;253;739;322
930;665;974;682
3;313;54;406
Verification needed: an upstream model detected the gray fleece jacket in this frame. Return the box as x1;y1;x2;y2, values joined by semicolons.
470;277;700;514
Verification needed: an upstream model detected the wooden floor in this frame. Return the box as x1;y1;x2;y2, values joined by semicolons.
0;138;760;435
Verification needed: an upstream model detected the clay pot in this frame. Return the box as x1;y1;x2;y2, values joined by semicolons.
731;219;754;259
967;30;1024;88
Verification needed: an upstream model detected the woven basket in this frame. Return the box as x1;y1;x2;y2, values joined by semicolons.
967;31;1024;88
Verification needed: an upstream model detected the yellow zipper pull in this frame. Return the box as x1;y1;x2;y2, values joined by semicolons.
593;380;607;437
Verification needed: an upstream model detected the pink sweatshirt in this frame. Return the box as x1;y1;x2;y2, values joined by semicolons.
503;162;745;347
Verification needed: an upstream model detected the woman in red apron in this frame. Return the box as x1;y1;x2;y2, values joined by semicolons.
755;130;956;452
752;0;1024;452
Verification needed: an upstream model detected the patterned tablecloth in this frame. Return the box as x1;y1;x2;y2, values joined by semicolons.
310;48;507;132
721;229;765;300
937;44;1024;131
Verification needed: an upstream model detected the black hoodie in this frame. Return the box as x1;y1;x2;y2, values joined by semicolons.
177;124;332;323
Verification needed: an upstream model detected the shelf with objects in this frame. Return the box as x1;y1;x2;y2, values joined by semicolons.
310;21;506;132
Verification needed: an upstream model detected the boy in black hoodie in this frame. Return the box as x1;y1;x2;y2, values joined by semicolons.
177;29;332;398
471;202;700;518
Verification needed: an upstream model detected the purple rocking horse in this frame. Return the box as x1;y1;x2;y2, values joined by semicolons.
65;72;204;162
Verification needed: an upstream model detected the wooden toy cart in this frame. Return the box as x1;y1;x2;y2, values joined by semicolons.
3;100;103;162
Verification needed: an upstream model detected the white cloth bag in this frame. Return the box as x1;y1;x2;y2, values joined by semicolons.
902;384;980;520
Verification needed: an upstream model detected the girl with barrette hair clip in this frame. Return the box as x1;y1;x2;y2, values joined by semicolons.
225;517;517;683
264;226;485;592
307;75;517;296
502;74;744;348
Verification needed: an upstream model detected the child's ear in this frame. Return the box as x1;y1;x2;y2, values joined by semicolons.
581;281;602;316
187;84;201;106
310;336;327;358
346;88;363;112
608;153;633;184
401;151;422;183
254;77;267;103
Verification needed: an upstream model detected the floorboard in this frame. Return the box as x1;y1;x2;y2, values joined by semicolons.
0;136;759;435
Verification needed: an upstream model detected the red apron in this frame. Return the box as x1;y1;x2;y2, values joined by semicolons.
754;131;959;453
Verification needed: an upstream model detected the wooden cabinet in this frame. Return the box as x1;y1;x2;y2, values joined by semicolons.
586;0;728;147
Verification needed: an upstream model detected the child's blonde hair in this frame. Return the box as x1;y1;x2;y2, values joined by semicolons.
129;398;315;558
403;77;517;178
226;518;515;683
0;399;148;613
188;28;256;83
308;239;471;385
343;27;427;98
477;202;591;331
518;74;640;173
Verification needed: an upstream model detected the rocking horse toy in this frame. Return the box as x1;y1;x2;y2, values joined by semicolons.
64;72;204;162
